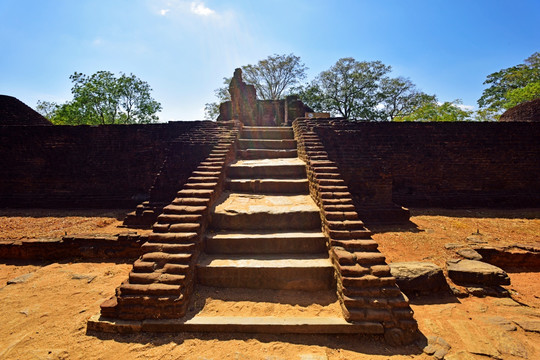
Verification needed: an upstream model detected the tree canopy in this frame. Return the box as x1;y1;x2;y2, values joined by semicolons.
300;58;390;119
242;53;307;100
478;52;540;112
299;58;436;121
207;53;540;122
205;53;307;120
393;99;472;122
377;77;436;121
204;77;231;120
37;71;161;125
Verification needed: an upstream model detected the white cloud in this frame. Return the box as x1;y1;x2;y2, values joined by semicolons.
437;101;475;111
456;104;475;111
160;9;170;16
190;1;215;16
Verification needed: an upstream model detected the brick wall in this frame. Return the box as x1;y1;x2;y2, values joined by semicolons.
2;120;538;210
0;121;219;208
305;119;540;208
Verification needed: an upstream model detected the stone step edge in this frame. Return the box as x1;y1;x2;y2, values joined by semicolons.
88;314;384;334
207;230;325;239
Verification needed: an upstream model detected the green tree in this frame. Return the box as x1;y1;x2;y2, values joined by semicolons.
36;100;60;119
38;71;161;125
204;77;232;120
242;53;307;100
394;99;473;122
378;77;436;121
503;81;540;109
473;107;499;122
300;58;391;119
205;54;307;120
478;52;540;112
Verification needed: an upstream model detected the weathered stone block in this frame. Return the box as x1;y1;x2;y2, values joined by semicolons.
389;262;448;295
447;259;510;286
353;252;386;265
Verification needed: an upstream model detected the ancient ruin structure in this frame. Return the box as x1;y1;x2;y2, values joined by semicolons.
500;97;540;122
0;95;52;126
217;68;313;126
0;76;539;345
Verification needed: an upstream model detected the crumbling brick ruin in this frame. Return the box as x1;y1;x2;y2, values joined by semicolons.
0;95;52;126
500;97;540;122
0;76;539;345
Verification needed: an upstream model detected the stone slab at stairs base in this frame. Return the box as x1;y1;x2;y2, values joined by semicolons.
87;314;384;334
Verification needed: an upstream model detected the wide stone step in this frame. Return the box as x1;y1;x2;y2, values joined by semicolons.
241;126;294;140
205;230;327;254
237;148;298;159
226;178;309;194
238;139;297;149
210;192;321;230
228;158;306;179
88;315;384;334
196;254;335;291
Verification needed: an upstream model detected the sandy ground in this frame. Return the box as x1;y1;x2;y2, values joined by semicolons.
0;209;150;240
0;208;539;359
371;208;540;268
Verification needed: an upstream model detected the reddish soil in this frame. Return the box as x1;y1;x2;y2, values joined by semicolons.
371;208;540;268
0;208;539;359
0;209;152;241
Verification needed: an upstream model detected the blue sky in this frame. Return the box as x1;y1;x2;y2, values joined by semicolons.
1;0;539;121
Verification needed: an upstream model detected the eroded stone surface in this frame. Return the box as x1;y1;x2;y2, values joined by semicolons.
457;248;482;261
447;259;510;286
515;319;540;333
6;273;33;284
389;261;447;295
211;192;321;230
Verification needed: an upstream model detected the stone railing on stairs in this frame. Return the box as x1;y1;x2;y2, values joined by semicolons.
293;117;418;346
124;122;236;228
96;120;242;323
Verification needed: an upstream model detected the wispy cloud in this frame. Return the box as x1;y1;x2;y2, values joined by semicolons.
155;1;217;18
456;103;475;111
190;1;215;16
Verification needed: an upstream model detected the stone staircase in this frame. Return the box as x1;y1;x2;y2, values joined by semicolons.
198;126;333;293
88;124;418;344
184;126;366;332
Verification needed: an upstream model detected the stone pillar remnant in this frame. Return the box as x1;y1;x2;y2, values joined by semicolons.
228;68;258;125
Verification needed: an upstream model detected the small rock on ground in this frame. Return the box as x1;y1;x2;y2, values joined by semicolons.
456;248;482;261
424;335;451;359
7;273;34;284
71;274;96;283
445;243;465;250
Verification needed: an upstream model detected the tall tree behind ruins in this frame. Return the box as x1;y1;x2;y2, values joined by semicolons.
478;52;540;115
37;71;162;125
204;54;307;120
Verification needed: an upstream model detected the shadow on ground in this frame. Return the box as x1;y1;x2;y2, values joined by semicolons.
408;207;540;219
87;329;428;357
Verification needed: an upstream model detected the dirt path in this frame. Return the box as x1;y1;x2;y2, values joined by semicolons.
0;208;539;359
1;262;539;359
